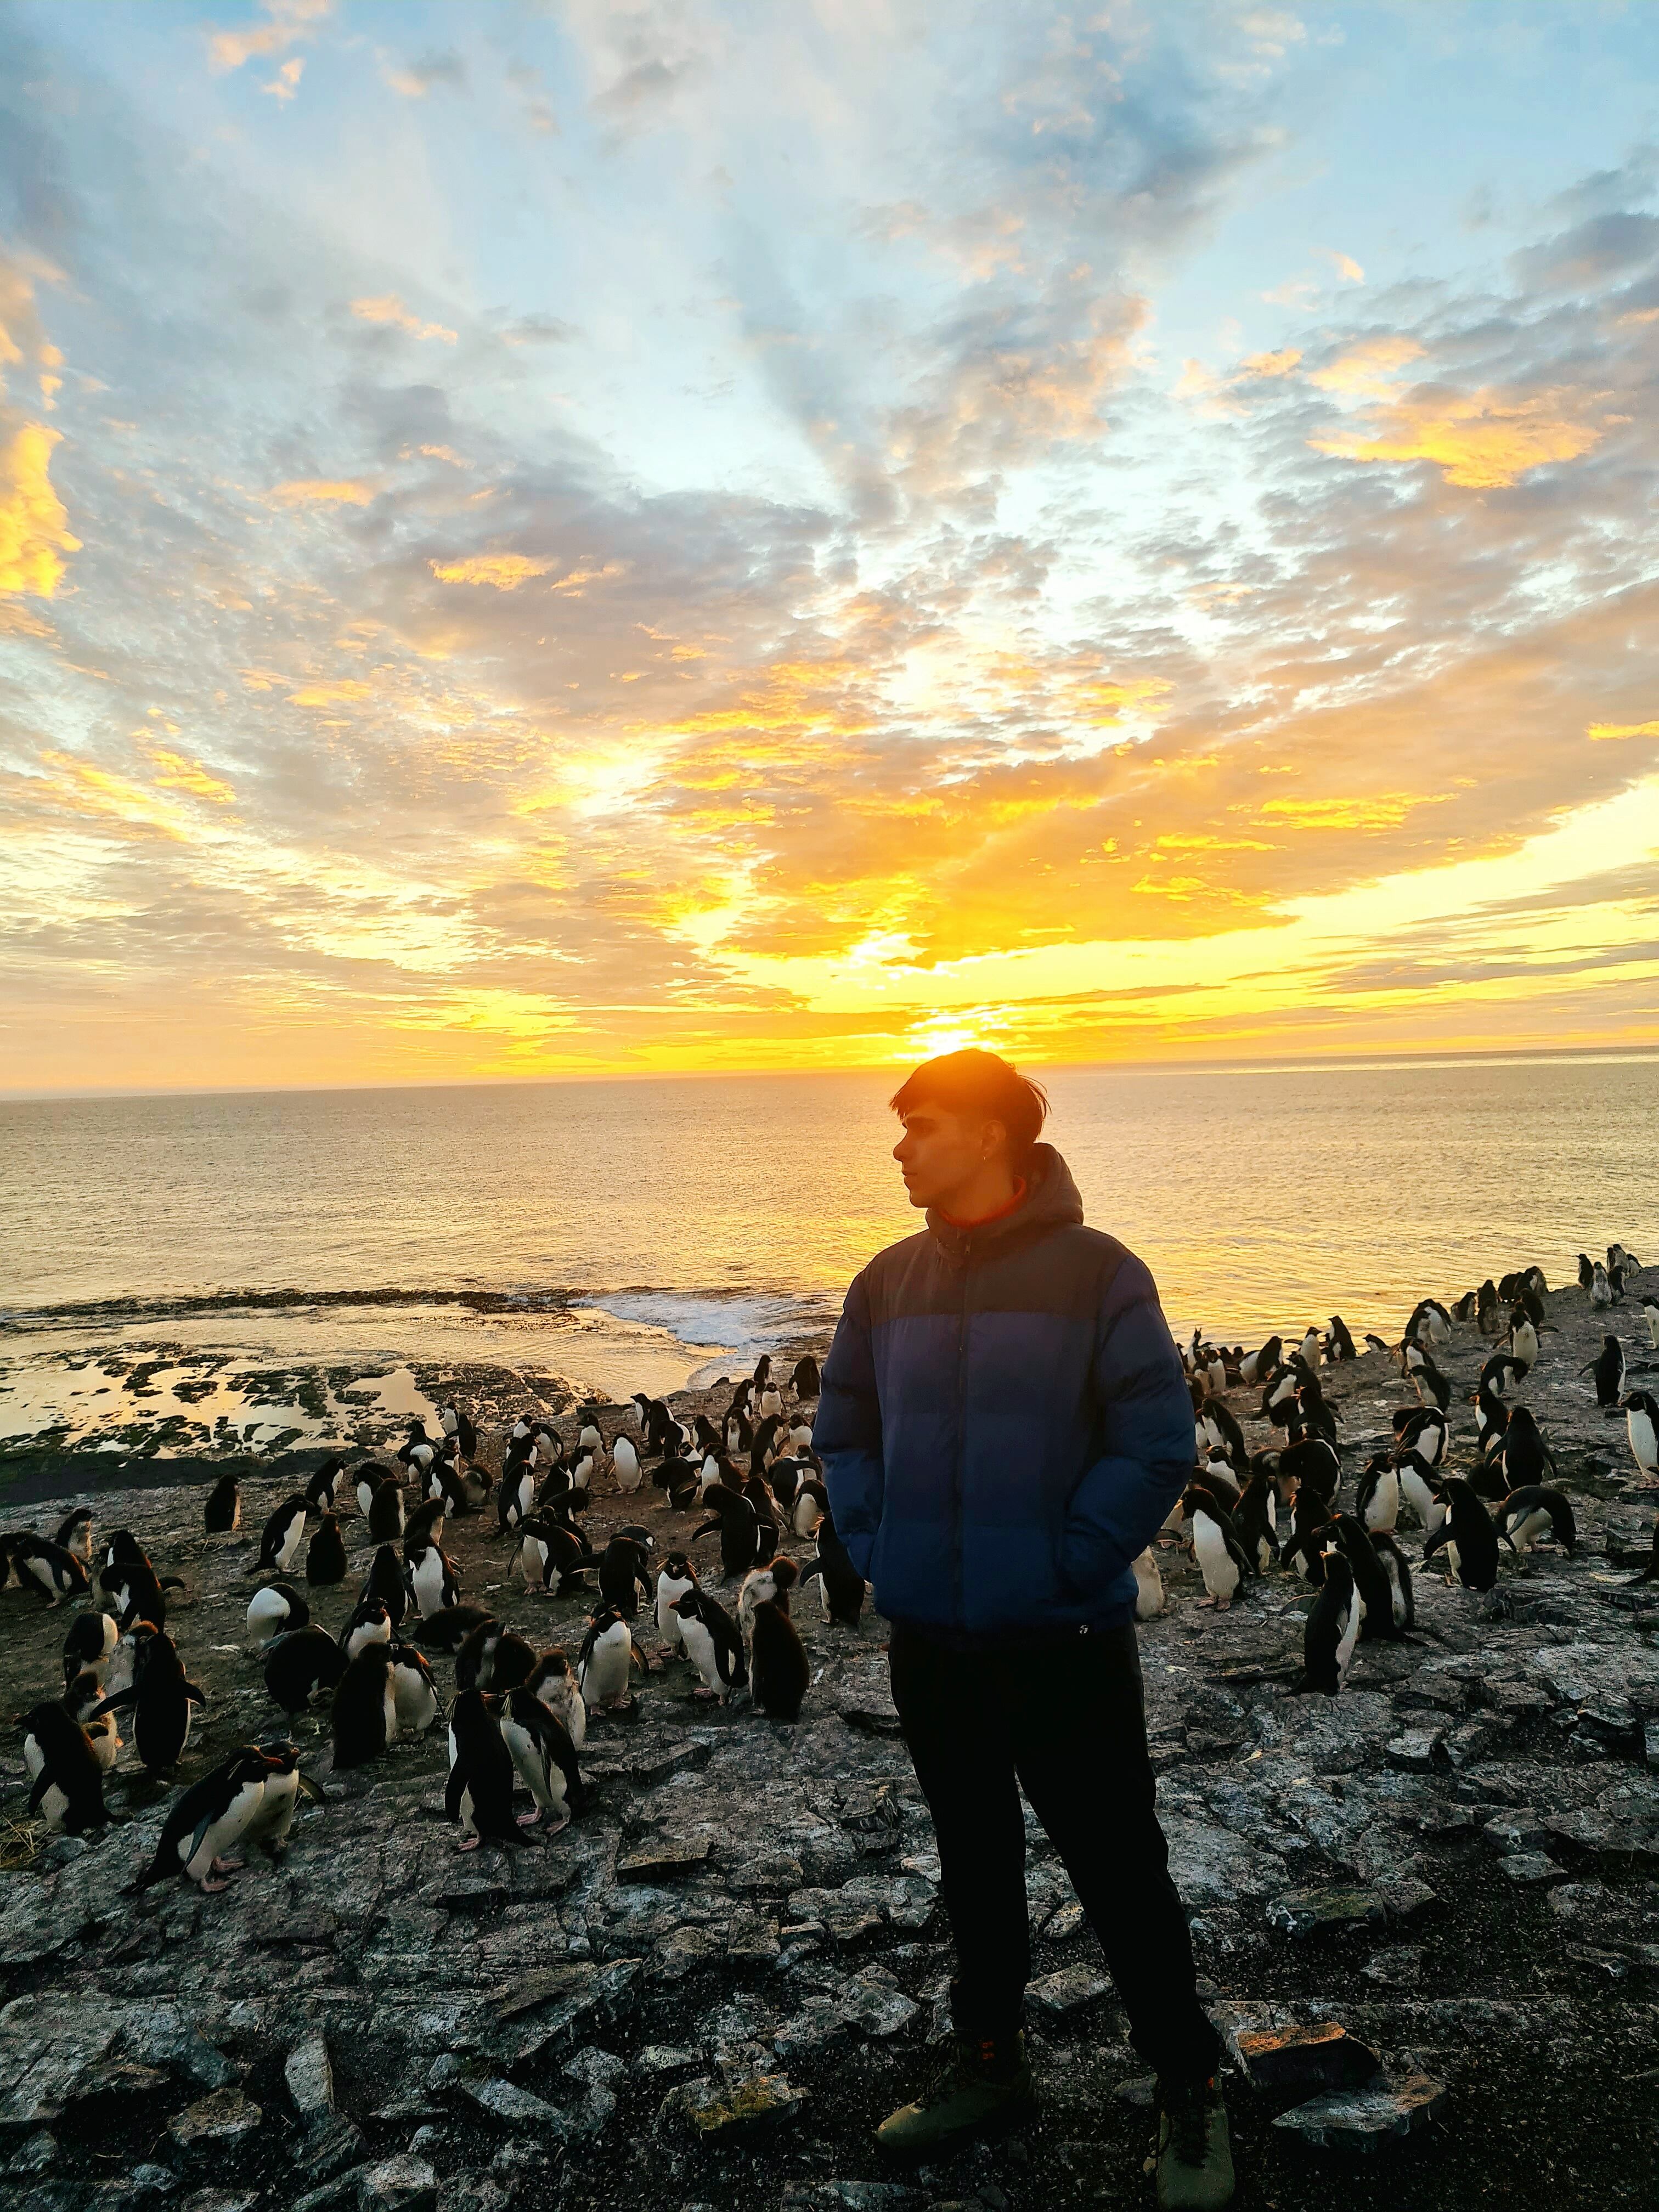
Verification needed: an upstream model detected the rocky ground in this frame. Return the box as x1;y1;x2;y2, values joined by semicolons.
3;1265;1659;2212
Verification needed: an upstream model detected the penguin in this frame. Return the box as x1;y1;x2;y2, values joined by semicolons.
1332;1511;1400;1640
1620;1391;1659;1482
354;1464;383;1520
798;1502;865;1627
691;1482;760;1582
398;1421;438;1476
743;1471;781;1565
414;1603;495;1654
136;1747;274;1893
599;1531;653;1619
1302;1552;1361;1695
304;1514;347;1587
1231;1465;1279;1571
342;1599;394;1662
612;1435;642;1494
254;1494;309;1576
674;1585;748;1702
1394;1403;1449;1468
264;1624;345;1716
1296;1325;1323;1370
406;1539;461;1620
1497;1486;1577;1557
204;1472;241;1536
48;1508;92;1565
1472;1375;1510;1453
1354;1454;1401;1535
499;1686;584;1830
366;1479;407;1543
331;1645;397;1769
1508;1311;1541;1367
1584;1334;1627;1409
748;1561;809;1720
1423;1477;1506;1590
525;1648;586;1748
388;1643;442;1735
424;1461;468;1520
100;1549;183;1632
1480;1351;1529;1397
247;1580;308;1646
403;1496;448;1551
360;1543;409;1630
1280;1431;1340;1506
498;1458;537;1535
791;1475;828;1541
63;1668;122;1771
1239;1336;1283;1385
22;1703;109;1835
792;1355;821;1403
16;1535;91;1608
1410;1352;1453;1412
655;1553;697;1649
1501;1405;1559;1490
1407;1297;1453;1345
240;1739;317;1857
305;1457;347;1513
1640;1296;1659;1351
90;1626;205;1771
576;1605;644;1712
1184;1487;1254;1610
447;1689;533;1852
1369;1530;1414;1632
457;1621;537;1695
1132;1548;1166;1618
1280;1488;1333;1584
1578;1252;1595;1291
1590;1262;1616;1310
1392;1449;1446;1535
1200;1395;1250;1475
61;1609;119;1693
518;1516;591;1596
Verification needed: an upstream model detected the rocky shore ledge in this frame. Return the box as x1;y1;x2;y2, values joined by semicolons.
3;1263;1658;2212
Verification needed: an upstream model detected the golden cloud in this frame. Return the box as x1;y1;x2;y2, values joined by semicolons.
209;0;329;74
1239;347;1302;378
0;422;80;596
1308;335;1424;396
1587;720;1659;740
146;746;235;803
1259;794;1427;831
1312;386;1602;489
269;478;376;506
430;554;551;589
288;678;372;706
351;295;458;345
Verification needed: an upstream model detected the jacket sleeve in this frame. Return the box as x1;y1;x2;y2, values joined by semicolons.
815;1268;884;1581
1059;1268;1193;1600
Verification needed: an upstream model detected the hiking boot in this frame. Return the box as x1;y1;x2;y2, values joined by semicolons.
1150;2075;1235;2210
874;2029;1036;2160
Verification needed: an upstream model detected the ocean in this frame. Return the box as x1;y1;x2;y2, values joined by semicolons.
2;1056;1655;1452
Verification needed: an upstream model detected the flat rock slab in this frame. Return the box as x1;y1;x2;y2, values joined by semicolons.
1499;1853;1562;1884
170;2087;263;2148
1026;1966;1113;2017
668;2070;807;2136
463;2077;568;2130
357;2155;439;2212
1272;2073;1447;2152
1229;2021;1383;2090
616;1837;713;1881
1266;1885;1390;1937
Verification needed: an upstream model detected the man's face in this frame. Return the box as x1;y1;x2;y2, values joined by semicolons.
892;1103;1005;1210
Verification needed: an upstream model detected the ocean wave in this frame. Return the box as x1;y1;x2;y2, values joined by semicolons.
6;1285;579;1326
573;1286;840;1358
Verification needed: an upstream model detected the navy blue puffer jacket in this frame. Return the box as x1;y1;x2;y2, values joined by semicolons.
817;1146;1193;1641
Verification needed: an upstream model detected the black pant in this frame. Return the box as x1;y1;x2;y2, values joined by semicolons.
889;1619;1222;2083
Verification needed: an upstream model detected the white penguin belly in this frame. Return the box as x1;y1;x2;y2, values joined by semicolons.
184;1781;265;1882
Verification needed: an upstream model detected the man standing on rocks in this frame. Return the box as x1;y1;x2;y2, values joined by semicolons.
817;1048;1233;2209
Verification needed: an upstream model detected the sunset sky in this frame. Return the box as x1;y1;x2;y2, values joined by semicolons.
2;0;1658;1092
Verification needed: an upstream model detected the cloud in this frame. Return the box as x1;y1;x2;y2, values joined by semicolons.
0;422;78;595
1310;383;1605;489
381;50;468;99
1587;720;1659;741
268;478;376;506
350;295;457;345
1318;249;1365;283
429;554;551;589
1307;334;1424;395
1511;212;1659;295
262;58;304;104
208;0;330;75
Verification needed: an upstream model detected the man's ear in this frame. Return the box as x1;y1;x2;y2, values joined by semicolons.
981;1117;1009;1161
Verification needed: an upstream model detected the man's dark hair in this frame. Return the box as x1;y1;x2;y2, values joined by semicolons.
889;1049;1049;1167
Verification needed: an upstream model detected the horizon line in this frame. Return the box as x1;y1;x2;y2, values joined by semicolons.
4;1038;1658;1106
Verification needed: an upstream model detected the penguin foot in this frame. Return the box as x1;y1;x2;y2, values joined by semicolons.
517;1810;541;1827
199;1876;230;1893
543;1813;571;1835
455;1836;481;1853
211;1856;244;1874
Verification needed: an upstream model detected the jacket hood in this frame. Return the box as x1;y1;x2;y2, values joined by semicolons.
926;1142;1084;1266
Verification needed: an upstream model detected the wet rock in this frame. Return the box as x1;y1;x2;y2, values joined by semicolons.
1271;2073;1447;2151
662;2069;806;2137
358;2157;439;2212
285;2032;335;2119
842;1974;922;2037
1226;2019;1383;2090
1025;1965;1113;2017
1265;1885;1389;1937
13;2132;56;2176
169;2087;263;2149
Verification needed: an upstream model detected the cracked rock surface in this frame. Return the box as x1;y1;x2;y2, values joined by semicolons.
3;1268;1659;2208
